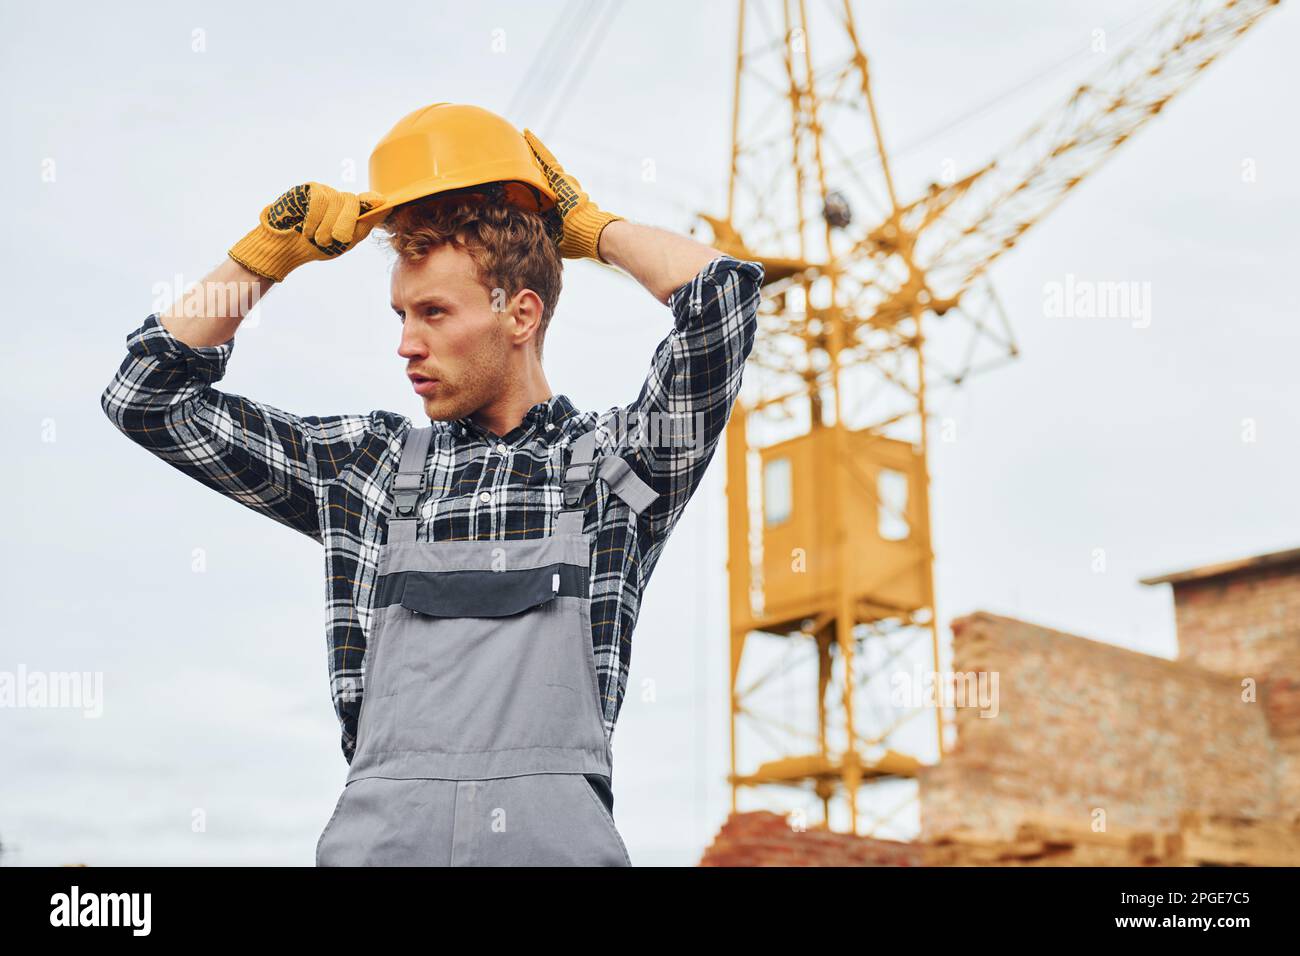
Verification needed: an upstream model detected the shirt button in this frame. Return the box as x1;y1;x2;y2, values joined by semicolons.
478;491;492;504
495;443;508;455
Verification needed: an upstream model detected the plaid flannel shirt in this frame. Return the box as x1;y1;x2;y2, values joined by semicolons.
101;254;764;764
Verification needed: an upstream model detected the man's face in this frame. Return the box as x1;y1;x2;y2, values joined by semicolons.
392;243;512;422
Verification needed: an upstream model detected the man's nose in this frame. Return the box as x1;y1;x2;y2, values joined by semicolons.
397;325;427;359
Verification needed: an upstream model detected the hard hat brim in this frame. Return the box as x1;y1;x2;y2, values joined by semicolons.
358;176;558;225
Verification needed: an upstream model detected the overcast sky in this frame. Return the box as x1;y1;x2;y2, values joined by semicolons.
3;0;1297;866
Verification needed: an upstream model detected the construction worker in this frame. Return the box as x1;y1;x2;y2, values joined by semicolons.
100;104;764;866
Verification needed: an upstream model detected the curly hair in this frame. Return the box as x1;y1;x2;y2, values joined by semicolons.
374;186;563;358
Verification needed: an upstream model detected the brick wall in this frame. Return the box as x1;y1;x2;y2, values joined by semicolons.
698;810;925;866
1171;561;1300;676
1164;561;1300;819
916;611;1281;841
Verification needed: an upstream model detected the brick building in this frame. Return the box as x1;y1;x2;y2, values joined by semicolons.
1138;546;1300;822
699;546;1300;866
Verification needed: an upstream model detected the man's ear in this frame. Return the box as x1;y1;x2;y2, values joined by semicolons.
505;288;546;349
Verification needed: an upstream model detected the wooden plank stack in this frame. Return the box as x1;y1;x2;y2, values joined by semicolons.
696;809;1300;865
922;811;1300;866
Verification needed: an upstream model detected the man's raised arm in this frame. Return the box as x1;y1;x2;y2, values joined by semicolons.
100;182;389;542
157;257;272;347
518;128;765;571
520;126;726;303
596;219;725;306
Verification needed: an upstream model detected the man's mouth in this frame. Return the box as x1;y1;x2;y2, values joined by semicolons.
409;374;439;396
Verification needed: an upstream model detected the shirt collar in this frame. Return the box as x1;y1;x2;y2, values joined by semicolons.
450;393;578;443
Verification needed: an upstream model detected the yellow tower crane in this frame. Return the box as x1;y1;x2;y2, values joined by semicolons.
704;0;1281;837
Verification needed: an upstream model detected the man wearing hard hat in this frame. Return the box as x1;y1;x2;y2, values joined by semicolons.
101;103;765;866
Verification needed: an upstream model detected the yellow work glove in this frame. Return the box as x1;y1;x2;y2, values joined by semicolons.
228;182;385;282
522;129;623;263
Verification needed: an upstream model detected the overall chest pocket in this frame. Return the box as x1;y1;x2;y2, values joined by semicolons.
395;564;588;618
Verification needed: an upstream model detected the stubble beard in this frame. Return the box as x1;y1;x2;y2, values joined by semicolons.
421;332;508;424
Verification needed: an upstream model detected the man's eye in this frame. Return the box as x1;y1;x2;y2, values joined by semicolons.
394;311;405;322
425;306;443;317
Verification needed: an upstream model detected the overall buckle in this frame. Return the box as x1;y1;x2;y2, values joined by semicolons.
562;460;596;506
392;472;426;518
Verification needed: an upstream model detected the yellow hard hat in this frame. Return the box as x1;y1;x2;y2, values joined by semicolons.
359;102;558;224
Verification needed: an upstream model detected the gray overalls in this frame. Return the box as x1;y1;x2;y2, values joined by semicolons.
316;421;658;866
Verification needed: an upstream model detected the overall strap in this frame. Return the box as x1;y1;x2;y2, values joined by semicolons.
594;455;659;515
555;427;661;536
556;427;599;536
387;424;434;544
386;422;662;542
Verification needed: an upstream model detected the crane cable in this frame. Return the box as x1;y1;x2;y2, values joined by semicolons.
826;0;1171;175
507;0;625;135
506;0;594;123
